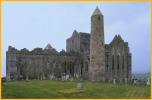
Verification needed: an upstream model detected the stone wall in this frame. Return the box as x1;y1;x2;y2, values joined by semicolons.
6;46;84;81
105;35;132;83
66;31;90;79
6;33;131;83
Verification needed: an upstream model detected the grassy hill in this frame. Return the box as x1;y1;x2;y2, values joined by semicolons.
2;80;150;99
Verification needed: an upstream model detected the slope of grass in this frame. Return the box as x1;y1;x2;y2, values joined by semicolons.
2;80;150;98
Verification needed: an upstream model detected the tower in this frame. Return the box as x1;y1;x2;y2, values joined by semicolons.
89;7;105;81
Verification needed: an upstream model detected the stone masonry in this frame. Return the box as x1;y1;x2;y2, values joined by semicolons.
89;7;105;81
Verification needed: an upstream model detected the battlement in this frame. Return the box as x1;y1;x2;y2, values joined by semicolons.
7;45;80;57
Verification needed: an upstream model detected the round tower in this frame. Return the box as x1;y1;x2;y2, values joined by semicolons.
89;7;105;81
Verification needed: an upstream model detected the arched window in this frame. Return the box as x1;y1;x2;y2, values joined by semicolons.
85;62;88;71
112;55;114;70
106;65;108;72
72;40;74;43
81;62;83;75
71;62;74;77
98;16;100;20
64;62;66;74
106;54;109;72
117;55;119;70
69;62;72;75
122;56;124;70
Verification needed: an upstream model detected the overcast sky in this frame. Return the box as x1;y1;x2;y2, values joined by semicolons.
2;2;150;77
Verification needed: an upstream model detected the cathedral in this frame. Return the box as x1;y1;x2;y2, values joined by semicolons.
6;7;132;83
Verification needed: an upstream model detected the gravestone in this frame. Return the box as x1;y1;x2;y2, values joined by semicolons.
77;83;82;91
147;78;150;86
125;78;128;83
70;78;73;81
133;79;137;85
113;79;116;84
65;75;69;80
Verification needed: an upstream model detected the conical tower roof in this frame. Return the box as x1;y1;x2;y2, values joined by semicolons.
92;6;102;16
45;43;52;50
72;30;78;36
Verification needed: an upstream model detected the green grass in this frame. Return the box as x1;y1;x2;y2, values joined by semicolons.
2;80;150;98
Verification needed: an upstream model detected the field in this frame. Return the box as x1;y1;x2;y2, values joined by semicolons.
2;80;150;98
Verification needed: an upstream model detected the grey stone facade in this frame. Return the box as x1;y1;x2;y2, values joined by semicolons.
89;7;105;81
6;7;132;83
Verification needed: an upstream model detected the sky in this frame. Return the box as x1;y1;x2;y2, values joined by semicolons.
2;2;150;77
